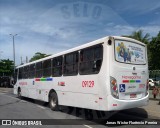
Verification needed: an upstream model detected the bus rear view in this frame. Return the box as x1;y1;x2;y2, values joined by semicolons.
108;37;149;111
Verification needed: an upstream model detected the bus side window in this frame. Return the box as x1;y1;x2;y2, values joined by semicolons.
14;69;18;84
79;44;103;75
23;66;29;79
43;59;51;77
63;52;78;76
93;45;103;71
52;56;62;77
18;68;23;79
80;51;83;61
79;48;94;75
29;64;35;78
36;62;43;78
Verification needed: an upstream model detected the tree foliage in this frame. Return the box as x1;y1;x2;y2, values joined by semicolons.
29;52;50;62
124;30;160;70
0;59;14;76
124;30;150;44
148;32;160;70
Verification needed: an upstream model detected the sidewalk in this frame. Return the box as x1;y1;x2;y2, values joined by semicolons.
140;100;160;119
149;90;160;100
0;87;13;93
145;90;160;119
113;90;160;120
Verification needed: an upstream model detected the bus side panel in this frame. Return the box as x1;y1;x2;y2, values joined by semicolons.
56;42;109;110
28;79;38;100
58;92;100;110
96;42;110;111
20;80;30;97
56;75;99;110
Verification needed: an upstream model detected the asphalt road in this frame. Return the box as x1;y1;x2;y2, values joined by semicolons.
0;89;159;128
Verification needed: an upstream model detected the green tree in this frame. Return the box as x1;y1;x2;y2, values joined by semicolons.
148;31;160;70
0;59;14;76
124;30;150;44
124;30;152;69
29;52;50;62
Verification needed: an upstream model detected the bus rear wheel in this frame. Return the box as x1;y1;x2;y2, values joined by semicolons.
49;92;58;111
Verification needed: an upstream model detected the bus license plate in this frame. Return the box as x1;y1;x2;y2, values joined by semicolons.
130;94;137;98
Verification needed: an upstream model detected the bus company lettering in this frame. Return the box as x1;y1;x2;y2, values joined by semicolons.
139;84;145;88
82;81;94;87
19;82;27;86
58;82;65;86
122;76;141;79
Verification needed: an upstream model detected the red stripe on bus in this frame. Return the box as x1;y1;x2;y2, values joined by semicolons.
113;104;117;106
35;78;40;81
123;80;129;83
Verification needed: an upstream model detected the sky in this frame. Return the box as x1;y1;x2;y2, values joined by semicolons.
0;0;160;65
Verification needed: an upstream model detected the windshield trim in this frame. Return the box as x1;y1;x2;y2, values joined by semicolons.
114;39;147;65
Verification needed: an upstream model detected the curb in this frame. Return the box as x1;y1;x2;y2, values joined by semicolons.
149;98;160;101
0;88;13;93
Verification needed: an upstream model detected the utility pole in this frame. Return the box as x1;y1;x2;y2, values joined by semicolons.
9;34;17;75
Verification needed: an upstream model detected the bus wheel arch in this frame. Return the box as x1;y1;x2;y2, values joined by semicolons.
48;89;59;111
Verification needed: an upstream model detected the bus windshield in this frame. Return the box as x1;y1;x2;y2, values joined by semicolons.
114;40;146;65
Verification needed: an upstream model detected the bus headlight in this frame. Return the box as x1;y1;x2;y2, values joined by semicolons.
110;76;119;99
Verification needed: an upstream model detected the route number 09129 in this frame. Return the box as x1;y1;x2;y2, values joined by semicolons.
82;81;94;87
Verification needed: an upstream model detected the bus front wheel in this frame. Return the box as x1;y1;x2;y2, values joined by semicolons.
49;92;59;111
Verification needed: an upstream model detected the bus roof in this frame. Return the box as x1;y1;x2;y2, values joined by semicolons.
16;36;145;68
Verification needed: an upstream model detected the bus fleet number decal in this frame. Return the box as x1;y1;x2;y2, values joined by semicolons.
82;81;94;87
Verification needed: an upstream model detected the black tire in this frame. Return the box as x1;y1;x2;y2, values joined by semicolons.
49;92;59;111
17;88;22;99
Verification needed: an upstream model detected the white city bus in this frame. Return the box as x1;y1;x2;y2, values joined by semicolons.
14;36;149;111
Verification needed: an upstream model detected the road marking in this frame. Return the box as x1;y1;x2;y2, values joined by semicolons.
37;105;46;109
83;125;93;128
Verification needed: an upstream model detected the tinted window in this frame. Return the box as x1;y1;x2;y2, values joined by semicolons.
79;44;103;75
18;68;23;79
52;56;62;77
43;59;51;77
36;62;43;78
14;69;18;83
64;52;78;76
29;64;35;78
23;66;29;79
